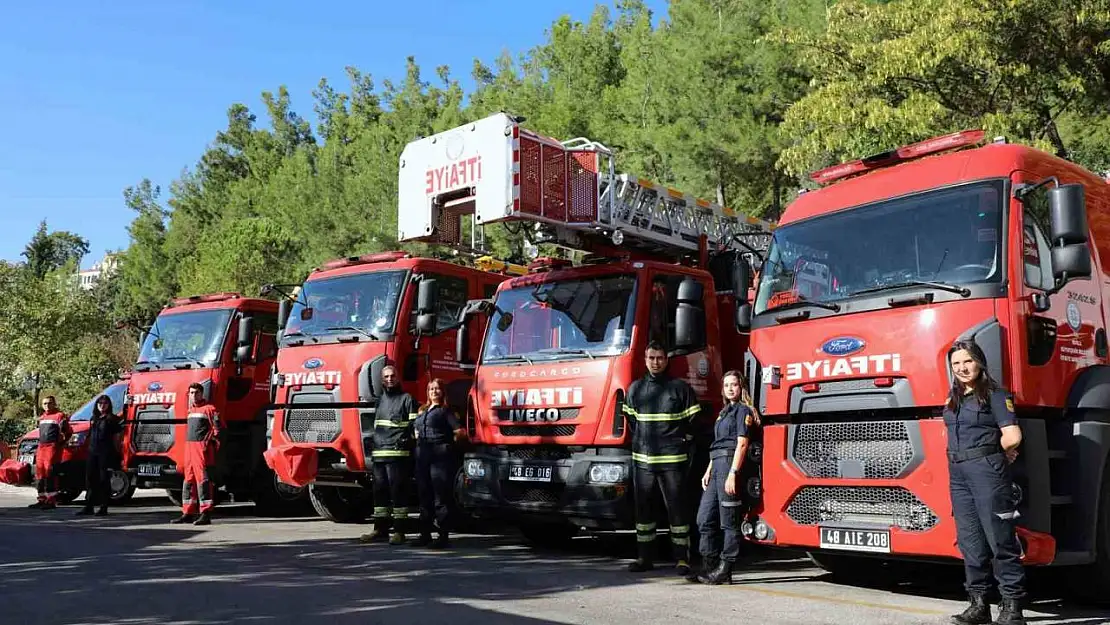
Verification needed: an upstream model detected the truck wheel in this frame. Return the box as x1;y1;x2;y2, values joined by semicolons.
308;484;372;523
108;471;136;504
252;468;310;517
518;522;578;549
165;488;183;507
1073;457;1110;605
55;489;83;505
807;552;908;587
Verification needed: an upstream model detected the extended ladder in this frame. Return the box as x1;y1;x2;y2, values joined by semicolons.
397;113;774;258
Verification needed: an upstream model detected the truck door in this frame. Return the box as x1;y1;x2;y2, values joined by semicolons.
413;272;472;410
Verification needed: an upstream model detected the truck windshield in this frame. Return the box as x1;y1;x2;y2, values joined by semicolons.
482;274;637;364
285;270;405;339
755;181;1005;314
69;383;128;422
137;309;233;367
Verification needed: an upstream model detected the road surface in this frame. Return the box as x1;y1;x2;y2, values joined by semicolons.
0;485;1104;625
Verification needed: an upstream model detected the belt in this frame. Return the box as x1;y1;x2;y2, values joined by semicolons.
947;445;1002;463
709;448;736;459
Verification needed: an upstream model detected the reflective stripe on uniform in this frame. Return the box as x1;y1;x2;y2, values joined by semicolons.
374;419;409;428
671;536;689;546
408;413;418;421
631;452;689;465
372;506;391;518
670;525;689;535
371;449;411;458
392;507;410;518
623;405;701;422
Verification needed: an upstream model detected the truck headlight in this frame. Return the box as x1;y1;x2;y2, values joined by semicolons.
588;463;625;484
748;442;762;462
746;476;762;499
754;519;770;541
464;459;487;479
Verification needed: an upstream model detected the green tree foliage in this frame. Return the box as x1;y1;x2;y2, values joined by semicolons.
21;221;90;280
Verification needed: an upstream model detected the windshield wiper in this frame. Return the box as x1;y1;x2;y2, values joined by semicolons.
324;326;380;341
164;356;207;369
489;354;534;365
766;298;841;314
852;280;971;298
536;347;596;360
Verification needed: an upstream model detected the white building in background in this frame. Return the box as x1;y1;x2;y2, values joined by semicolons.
77;253;119;290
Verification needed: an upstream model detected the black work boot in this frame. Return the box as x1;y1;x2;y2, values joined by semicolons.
193;511;212;526
171;514;195;524
686;556;716;582
697;559;734;585
95;506;108;516
410;532;433;547
28;501;45;510
76;506;93;516
359;527;388;544
628;542;655;572
951;594;992;625
992;599;1025;625
430;532;450;549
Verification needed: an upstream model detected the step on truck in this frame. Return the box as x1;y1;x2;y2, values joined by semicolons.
739;130;1110;601
122;292;305;513
396;112;775;543
263;252;513;523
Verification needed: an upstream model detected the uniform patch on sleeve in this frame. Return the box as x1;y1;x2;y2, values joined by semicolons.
1005;398;1015;412
744;414;754;427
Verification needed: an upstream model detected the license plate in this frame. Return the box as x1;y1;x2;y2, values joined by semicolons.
508;465;553;483
819;527;891;554
137;464;162;477
18;454;34;465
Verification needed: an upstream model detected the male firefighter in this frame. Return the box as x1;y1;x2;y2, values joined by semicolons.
30;396;71;510
172;382;220;525
624;341;701;574
360;364;419;545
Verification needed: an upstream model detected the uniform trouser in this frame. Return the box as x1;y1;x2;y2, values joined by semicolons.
85;452;113;509
371;458;413;532
632;464;689;562
415;442;454;535
949;452;1027;601
35;443;61;504
181;441;215;515
697;454;743;563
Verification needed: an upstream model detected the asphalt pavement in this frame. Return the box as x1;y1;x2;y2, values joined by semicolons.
0;484;1106;625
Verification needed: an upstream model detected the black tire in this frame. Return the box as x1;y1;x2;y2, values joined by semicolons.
308;484;373;523
108;470;136;504
518;521;579;548
55;489;83;505
165;488;183;507
251;468;310;517
807;551;909;587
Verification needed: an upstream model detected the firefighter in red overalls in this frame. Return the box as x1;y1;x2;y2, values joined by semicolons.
30;396;71;510
172;383;220;525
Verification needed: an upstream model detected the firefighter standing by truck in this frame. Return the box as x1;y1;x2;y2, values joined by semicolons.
360;365;419;545
624;341;701;575
30;396;71;510
944;340;1027;625
412;378;465;549
173;383;220;526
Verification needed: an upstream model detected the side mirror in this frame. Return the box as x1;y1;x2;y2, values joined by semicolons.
733;259;752;305
736;302;753;331
1048;183;1092;284
235;316;254;363
300;307;314;321
418;278;438;314
456;322;471;365
416;313;437;335
674;278;705;350
496;312;514;333
277;299;289;331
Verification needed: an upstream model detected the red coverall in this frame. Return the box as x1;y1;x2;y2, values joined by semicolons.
35;409;71;505
181;404;220;516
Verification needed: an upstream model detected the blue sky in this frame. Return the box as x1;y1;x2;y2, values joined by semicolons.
0;1;664;268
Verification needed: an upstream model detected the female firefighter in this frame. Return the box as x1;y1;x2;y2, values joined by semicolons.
77;394;123;516
945;340;1026;625
412;378;465;549
691;370;758;585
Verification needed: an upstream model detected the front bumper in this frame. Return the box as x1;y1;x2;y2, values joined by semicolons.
126;455;183;490
459;445;634;530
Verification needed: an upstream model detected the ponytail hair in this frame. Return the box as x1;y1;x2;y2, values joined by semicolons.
723;369;762;426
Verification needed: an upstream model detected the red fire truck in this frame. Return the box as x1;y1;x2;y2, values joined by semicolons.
122;293;303;513
263;252;513;522
739;130;1110;598
396;112;774;543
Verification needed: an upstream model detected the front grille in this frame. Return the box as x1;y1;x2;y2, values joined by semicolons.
792;421;914;479
133;409;174;453
499;425;577;437
786;486;939;532
507;447;572;461
285;409;341;443
502;482;564;506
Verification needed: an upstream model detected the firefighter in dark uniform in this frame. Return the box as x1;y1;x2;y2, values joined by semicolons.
624;340;701;574
173;383;220;526
412;378;465;549
78;394;124;516
945;340;1027;625
693;370;756;584
360;365;419;545
30;396;71;510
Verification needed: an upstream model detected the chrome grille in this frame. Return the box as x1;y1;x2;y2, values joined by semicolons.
285;409;341;443
507;448;571;461
133;408;174;453
499;425;577;437
792;421;914;479
502;483;563;506
786;486;939;532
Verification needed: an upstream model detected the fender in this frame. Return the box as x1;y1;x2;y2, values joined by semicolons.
1064;366;1110;557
